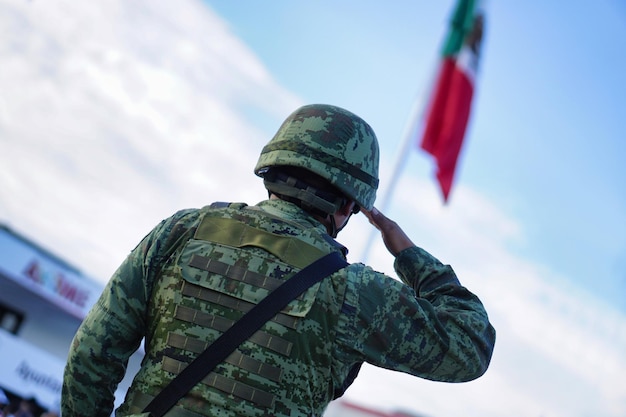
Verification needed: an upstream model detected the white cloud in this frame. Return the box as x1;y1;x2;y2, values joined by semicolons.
0;0;300;280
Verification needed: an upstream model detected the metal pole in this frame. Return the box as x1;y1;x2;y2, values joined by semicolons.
359;94;425;263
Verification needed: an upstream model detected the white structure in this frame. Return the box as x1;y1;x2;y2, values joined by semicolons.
0;224;142;413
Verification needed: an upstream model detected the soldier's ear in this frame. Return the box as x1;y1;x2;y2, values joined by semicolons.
338;200;358;216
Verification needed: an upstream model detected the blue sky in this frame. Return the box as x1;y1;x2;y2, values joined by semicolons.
205;0;626;308
0;0;625;416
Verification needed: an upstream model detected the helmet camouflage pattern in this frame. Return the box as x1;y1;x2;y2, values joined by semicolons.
254;104;380;210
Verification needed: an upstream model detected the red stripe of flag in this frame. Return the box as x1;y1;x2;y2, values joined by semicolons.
420;0;485;203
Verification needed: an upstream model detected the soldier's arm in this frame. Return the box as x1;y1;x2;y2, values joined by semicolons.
61;211;191;417
338;208;495;382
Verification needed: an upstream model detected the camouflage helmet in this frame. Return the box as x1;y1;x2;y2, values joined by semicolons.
254;104;380;210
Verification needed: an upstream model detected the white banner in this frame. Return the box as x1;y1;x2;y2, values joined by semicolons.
0;330;64;411
0;228;102;319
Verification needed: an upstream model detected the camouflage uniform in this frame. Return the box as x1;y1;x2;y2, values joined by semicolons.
62;104;495;417
62;199;494;417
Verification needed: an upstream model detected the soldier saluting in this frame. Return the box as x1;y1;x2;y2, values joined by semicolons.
62;104;495;417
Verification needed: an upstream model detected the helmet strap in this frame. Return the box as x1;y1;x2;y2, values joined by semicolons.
328;209;356;238
328;215;339;238
263;171;343;216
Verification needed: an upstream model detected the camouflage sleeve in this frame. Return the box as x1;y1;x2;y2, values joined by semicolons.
336;246;495;382
61;209;197;417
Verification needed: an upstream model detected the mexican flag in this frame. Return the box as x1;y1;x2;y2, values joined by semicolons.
420;0;485;203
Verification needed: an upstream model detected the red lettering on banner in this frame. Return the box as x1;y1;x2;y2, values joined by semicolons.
23;261;43;283
22;259;90;309
55;275;89;308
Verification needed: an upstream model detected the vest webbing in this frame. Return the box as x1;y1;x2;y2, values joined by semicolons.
143;251;348;417
193;216;327;269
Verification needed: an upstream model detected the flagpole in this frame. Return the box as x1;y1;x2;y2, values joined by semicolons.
359;93;426;263
359;0;485;263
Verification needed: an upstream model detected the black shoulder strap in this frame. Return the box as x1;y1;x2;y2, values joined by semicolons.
143;251;348;417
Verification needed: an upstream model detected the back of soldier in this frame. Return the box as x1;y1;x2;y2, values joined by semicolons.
62;104;495;417
119;202;353;417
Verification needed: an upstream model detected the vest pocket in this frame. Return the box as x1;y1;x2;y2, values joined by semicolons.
177;239;320;317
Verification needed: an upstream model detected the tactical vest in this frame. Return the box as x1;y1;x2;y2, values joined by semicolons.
122;203;357;417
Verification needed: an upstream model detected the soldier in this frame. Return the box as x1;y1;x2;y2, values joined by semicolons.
62;104;495;417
